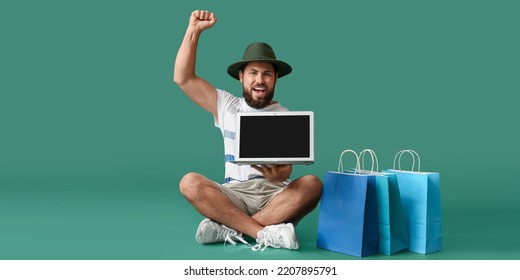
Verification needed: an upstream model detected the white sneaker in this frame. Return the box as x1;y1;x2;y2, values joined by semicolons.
252;223;299;251
195;218;248;246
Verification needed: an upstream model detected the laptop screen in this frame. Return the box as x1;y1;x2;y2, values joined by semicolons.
234;111;314;164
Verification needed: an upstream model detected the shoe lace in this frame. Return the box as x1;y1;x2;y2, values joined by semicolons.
217;226;249;246
252;230;282;251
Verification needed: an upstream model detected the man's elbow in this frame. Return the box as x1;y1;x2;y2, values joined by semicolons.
173;73;185;86
173;71;195;88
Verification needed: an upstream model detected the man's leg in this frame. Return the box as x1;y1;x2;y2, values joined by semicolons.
252;175;323;226
179;172;263;239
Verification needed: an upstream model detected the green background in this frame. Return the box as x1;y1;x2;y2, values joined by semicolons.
1;0;519;260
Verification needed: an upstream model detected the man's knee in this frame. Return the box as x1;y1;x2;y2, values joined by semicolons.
179;172;204;198
301;175;322;189
295;175;323;199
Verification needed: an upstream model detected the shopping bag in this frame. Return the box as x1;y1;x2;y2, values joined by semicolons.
358;149;408;255
384;150;443;254
316;150;379;257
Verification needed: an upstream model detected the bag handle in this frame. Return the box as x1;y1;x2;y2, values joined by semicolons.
393;150;413;170
338;149;360;173
359;148;379;174
392;149;421;172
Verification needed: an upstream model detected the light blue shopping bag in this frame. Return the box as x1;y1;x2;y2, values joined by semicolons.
384;150;443;254
356;149;408;255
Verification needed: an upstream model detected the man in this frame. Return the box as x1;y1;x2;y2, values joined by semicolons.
173;10;322;251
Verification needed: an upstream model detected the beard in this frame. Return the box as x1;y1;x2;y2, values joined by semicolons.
242;84;275;109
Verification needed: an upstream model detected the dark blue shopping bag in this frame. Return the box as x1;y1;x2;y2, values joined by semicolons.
384;150;443;254
316;150;379;257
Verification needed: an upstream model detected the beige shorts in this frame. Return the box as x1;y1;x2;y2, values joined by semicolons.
218;179;287;216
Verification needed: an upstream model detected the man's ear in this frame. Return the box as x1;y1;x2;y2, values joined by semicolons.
239;71;243;83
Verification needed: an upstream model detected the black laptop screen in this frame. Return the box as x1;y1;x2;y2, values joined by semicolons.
239;115;310;158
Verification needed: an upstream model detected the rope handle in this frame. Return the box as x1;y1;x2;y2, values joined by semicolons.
359;148;379;174
337;149;360;173
392;149;421;172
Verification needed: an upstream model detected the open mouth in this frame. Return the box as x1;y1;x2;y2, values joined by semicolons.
252;86;266;97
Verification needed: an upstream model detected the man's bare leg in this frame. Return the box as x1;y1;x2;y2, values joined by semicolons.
252;175;323;227
179;172;263;238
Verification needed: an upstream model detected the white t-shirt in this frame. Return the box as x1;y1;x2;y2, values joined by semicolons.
215;89;288;183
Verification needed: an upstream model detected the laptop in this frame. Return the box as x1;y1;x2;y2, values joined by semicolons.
230;111;314;165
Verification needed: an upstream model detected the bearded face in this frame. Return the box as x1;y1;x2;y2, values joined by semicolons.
239;62;278;109
242;82;275;109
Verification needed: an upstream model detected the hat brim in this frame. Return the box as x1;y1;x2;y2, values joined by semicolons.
227;59;292;80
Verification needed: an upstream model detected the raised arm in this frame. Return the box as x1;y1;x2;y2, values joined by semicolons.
173;10;218;118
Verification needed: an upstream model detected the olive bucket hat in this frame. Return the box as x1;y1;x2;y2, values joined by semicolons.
227;42;292;80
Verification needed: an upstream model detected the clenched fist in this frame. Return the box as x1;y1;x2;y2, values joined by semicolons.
189;10;217;32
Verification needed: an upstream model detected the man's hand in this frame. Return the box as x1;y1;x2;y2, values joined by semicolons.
251;164;293;183
189;10;217;33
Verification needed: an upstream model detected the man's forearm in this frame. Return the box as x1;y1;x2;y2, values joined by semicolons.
173;26;201;86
